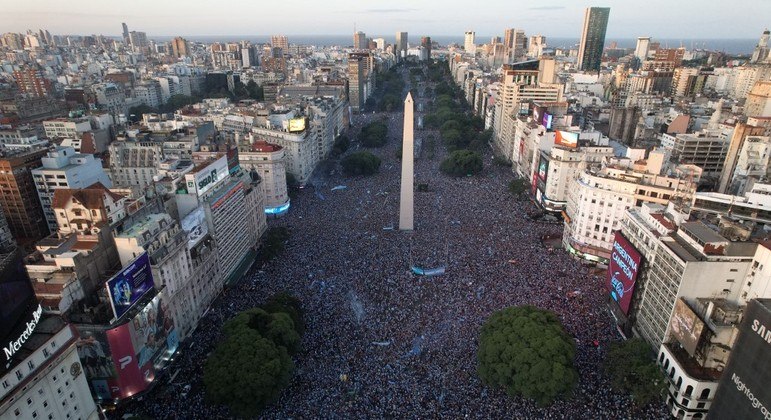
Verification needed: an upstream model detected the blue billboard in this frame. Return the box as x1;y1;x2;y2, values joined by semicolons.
106;253;155;319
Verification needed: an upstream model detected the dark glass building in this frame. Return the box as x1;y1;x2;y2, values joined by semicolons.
578;7;610;72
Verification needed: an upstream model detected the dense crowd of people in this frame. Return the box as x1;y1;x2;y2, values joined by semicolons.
115;71;668;419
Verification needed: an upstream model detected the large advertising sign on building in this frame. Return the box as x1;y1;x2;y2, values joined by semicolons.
710;299;771;420
106;253;154;319
668;298;705;356
555;130;579;148
537;155;549;182
606;231;642;315
288;118;306;133
1;248;38;349
185;155;228;196
81;293;177;401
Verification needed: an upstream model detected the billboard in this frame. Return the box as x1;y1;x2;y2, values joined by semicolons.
76;328;119;400
288;118;306;132
668;298;705;356
542;113;553;130
185;155;228;196
106;321;147;399
128;294;177;370
0;248;38;347
537;155;549;182
106;253;154;320
226;147;241;176
532;105;545;125
555;130;578;148
607;231;642;315
710;299;771;420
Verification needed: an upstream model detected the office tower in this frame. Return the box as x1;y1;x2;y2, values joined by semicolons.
464;31;476;54
0;148;49;246
399;93;415;231
396;32;408;60
12;67;52;98
171;36;190;58
271;35;289;53
504;28;515;52
421;36;432;59
634;36;650;62
354;31;367;49
374;38;386;50
128;30;149;52
122;22;129;44
348;53;368;112
751;29;770;63
577;7;610;72
528;35;546;58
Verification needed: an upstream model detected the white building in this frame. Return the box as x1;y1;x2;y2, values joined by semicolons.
43;118;91;139
238;141;289;215
464;31;476;55
31;147;112;232
0;315;99;420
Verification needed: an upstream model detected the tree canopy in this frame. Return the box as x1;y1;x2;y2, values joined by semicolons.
603;338;667;406
341;151;382;176
440;150;483;177
359;121;389;147
203;294;304;417
477;306;578;406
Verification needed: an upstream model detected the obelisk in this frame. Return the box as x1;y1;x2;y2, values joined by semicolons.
399;92;414;231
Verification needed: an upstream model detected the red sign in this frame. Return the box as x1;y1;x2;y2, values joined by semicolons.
606;231;642;315
106;322;150;399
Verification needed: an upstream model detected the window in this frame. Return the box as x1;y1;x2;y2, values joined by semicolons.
14;408;21;416
2;380;8;389
27;360;35;370
32;411;37;419
700;388;711;399
27;397;32;405
16;370;22;380
43;401;48;408
43;348;49;358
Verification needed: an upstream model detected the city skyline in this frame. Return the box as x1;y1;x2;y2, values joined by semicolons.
0;0;769;39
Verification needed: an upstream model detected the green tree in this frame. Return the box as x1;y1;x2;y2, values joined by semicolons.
508;179;529;197
440;150;483;177
359;121;389;147
203;327;294;417
331;135;350;158
604;338;667;406
341;151;381;176
225;308;301;355
477;306;578;406
261;292;305;335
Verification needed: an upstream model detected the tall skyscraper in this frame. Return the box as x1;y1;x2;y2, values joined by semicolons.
395;32;408;60
354;31;367;49
271;35;289;54
121;22;129;44
503;28;515;52
421;37;432;60
577;7;610;72
504;28;527;62
171;36;190;58
528;35;547;58
751;29;770;63
464;31;476;54
634;36;651;62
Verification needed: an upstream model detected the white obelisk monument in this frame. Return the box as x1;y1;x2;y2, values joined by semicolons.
399;92;414;231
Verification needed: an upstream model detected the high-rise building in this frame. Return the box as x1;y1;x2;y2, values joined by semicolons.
121;22;129;44
634;36;650;62
528;35;546;58
128;30;148;52
395;32;408;60
464;31;476;54
503;28;515;54
12;67;52;98
751;29;770;63
0;148;49;247
353;31;367;49
577;7;610;72
171;36;189;58
374;38;386;50
271;35;289;54
421;36;432;59
348;53;367;112
238;141;290;215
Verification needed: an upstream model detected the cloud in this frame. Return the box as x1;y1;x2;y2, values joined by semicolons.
363;8;417;13
527;6;566;10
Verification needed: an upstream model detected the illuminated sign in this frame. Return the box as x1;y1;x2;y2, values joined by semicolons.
3;304;42;361
606;231;642;315
555;130;578;148
542;113;553;130
288;118;306;132
265;200;291;215
106;253;154;320
186;156;228;196
538;156;549;182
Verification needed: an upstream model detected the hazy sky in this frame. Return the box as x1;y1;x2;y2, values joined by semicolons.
0;0;768;40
